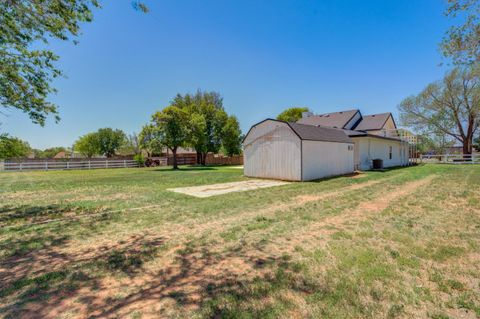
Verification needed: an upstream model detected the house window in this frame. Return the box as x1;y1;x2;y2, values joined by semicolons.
348;145;354;151
389;146;393;159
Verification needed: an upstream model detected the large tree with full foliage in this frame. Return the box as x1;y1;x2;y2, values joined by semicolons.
222;115;243;156
96;128;126;158
441;0;480;65
73;133;99;158
0;134;31;159
173;91;228;165
398;66;480;155
149;106;189;169
277;107;310;122
139;125;163;157
0;1;147;126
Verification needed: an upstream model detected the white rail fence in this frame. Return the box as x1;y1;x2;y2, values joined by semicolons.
1;159;139;172
420;154;480;164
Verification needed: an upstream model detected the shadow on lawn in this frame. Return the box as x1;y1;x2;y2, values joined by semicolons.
85;245;309;319
0;229;316;318
0;204;78;226
0;234;166;318
0;204;103;261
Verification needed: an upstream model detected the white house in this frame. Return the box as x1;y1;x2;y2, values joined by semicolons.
243;119;354;181
298;110;409;170
243;109;410;181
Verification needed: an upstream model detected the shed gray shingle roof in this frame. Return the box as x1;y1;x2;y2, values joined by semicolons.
287;122;352;143
296;109;359;129
354;113;392;131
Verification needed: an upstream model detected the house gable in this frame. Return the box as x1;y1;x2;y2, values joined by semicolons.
297;109;361;129
353;113;396;131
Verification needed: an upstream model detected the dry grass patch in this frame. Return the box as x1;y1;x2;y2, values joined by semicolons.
1;165;479;318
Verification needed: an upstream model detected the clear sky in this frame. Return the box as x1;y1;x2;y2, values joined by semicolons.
3;0;452;149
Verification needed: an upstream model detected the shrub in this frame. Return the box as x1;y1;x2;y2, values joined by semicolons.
134;154;146;167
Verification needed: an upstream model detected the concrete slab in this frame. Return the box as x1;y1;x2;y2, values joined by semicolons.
168;179;289;198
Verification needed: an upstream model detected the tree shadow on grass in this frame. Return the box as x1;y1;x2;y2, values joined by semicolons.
0;204;78;226
0;229;316;318
0;234;166;318
78;242;317;318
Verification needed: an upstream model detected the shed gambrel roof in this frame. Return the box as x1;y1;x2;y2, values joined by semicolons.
243;119;353;144
352;113;394;131
289;122;352;144
296;109;359;129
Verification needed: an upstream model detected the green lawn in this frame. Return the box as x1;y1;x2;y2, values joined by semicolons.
0;165;479;318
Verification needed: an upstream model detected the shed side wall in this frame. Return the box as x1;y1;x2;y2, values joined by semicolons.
243;121;301;181
301;140;354;181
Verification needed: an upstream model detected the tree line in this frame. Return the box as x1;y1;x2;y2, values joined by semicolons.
139;91;242;169
0;91;243;167
1;1;479;158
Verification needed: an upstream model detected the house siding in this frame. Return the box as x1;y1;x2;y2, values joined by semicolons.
353;137;409;170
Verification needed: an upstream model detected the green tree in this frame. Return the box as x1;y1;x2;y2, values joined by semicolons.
150;106;189;169
277;107;310;122
118;133;141;156
188;112;208;162
441;0;480;65
0;134;31;159
96;128;126;158
175;90;228;165
222;115;243;156
1;1;147;126
139;125;163;157
74;133;99;158
398;66;480;155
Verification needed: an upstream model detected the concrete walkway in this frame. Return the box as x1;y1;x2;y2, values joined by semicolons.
168;179;289;198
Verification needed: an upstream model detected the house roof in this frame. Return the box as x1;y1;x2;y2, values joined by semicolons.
53;151;67;159
296;109;359;129
354;113;393;131
243;119;353;144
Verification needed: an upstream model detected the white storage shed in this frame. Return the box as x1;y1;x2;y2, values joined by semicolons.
243;119;354;181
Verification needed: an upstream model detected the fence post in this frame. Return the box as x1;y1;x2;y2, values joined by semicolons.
106;160;108;168
0;160;4;171
66;161;70;170
45;161;48;170
124;160;126;168
20;162;23;171
88;160;91;169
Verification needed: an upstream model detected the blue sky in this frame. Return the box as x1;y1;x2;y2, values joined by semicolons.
3;0;452;149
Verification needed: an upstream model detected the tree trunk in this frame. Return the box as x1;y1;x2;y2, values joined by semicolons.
172;147;179;169
463;138;472;159
201;152;207;166
196;151;202;165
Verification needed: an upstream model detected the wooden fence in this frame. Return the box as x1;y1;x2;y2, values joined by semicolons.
166;154;197;165
206;154;243;165
165;154;243;166
1;159;138;171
